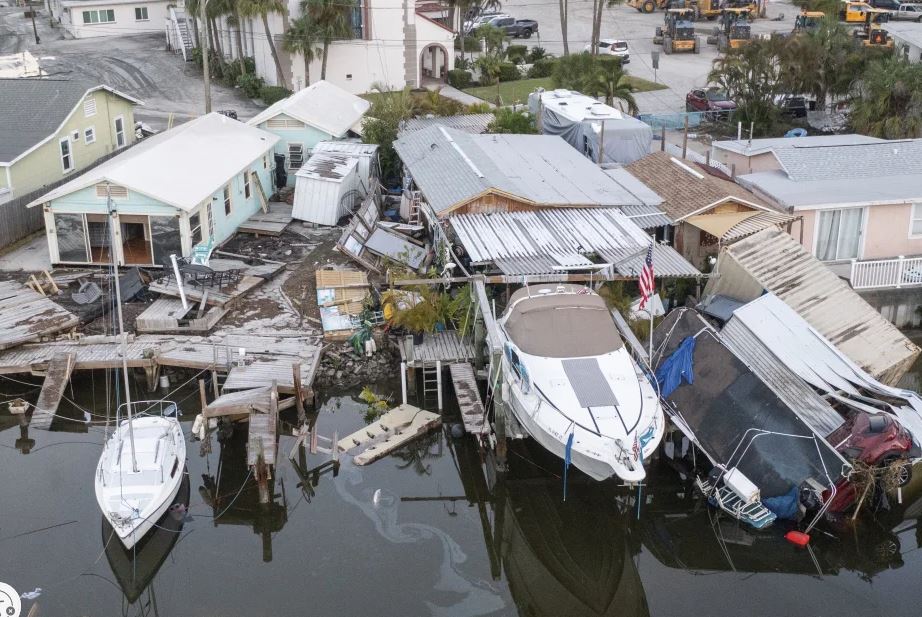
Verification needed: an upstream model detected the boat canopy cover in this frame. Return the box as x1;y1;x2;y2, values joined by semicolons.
655;335;695;397
653;308;847;498
505;291;623;358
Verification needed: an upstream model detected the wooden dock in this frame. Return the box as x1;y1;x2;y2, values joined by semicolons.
247;404;278;466
397;331;477;368
30;352;76;430
237;202;294;236
135;297;227;334
449;363;488;436
0;280;79;351
148;258;285;309
336;404;441;466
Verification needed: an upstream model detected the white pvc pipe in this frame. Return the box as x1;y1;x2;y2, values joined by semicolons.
170;254;189;311
401;361;407;404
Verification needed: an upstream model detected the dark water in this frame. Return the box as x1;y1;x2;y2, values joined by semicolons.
2;371;922;617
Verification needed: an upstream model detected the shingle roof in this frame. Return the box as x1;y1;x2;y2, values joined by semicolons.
738;170;922;209
711;134;883;156
394;126;643;214
623;151;771;221
0;80;140;163
772;139;922;182
399;113;493;136
708;227;920;382
247;80;370;138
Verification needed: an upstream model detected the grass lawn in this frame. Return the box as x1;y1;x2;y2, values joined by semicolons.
462;75;666;106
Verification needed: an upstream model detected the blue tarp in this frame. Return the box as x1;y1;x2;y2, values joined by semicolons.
763;485;800;521
655;336;696;398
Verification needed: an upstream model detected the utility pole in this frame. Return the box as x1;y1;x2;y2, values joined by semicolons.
29;1;40;44
200;0;212;114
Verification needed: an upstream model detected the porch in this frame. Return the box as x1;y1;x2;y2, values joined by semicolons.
836;256;922;290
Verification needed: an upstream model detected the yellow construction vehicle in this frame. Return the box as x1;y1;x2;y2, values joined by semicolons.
708;8;752;51
853;8;894;46
839;0;871;23
628;0;670;14
793;9;826;34
654;8;702;53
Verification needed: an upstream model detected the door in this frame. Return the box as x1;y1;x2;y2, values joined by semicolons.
815;207;865;261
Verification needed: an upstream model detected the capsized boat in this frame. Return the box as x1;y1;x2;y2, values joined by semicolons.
498;284;664;483
95;400;186;550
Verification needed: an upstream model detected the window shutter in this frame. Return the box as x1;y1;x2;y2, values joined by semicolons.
84;98;97;117
96;184;128;198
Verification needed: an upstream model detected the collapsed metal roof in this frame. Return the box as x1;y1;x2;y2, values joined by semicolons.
449;208;700;278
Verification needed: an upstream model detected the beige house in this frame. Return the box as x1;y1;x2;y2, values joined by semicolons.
710;134;883;176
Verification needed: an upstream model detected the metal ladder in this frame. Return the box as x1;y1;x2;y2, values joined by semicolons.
421;365;440;406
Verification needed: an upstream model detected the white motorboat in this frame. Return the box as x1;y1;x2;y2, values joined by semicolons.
96;401;186;550
498;285;664;483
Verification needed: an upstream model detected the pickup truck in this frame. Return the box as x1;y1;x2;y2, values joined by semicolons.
892;3;922;20
476;15;539;38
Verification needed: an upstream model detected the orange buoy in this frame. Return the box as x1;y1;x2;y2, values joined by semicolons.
785;530;811;547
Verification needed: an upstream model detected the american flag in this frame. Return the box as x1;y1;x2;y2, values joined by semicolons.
638;241;655;310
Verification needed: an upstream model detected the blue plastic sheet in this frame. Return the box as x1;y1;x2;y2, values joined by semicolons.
655;336;696;397
763;485;800;520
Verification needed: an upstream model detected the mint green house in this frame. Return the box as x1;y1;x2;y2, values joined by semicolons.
247;80;370;186
29;113;279;266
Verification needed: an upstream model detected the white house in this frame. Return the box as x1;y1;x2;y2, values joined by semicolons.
210;0;455;94
51;0;171;39
888;22;922;64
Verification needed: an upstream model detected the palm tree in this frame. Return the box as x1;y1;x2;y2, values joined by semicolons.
228;0;248;76
590;66;638;114
302;0;352;80
240;0;288;86
849;56;922;139
283;15;321;88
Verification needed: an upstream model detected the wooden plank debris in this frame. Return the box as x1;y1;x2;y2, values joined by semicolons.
397;331;476;367
0;280;79;350
336;404;441;466
31;352;76;430
238;202;293;236
247;384;278;467
148;258;285;308
449;363;488;436
135;297;227;333
204;386;272;417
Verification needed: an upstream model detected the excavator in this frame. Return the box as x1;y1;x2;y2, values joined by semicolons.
793;9;826;34
654;8;702;53
853;7;894;47
708;8;752;51
628;0;671;14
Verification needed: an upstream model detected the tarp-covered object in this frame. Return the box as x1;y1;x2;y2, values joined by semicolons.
528;90;653;166
653;308;848;498
655;336;695;397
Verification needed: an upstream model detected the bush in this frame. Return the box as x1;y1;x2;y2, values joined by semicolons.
526;46;548;63
447;69;473;89
454;35;482;52
237;72;264;98
505;44;528;64
454;55;472;70
259;85;292;105
498;62;521;82
527;58;556;79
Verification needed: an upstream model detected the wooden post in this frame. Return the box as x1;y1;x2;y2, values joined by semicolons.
144;362;160;392
436;360;443;410
660;125;666;152
401;361;408;404
198;378;208;412
491;348;507;472
682;115;689;159
293;362;305;425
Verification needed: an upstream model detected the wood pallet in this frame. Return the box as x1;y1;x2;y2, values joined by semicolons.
135;297;227;333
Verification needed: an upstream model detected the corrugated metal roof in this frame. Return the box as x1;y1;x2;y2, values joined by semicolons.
312;141;379;156
720;316;845;437
619;204;673;230
723;211;798;242
399;114;493;136
713;228;920;381
394;126;643;214
603;168;664;207
772;139;922;182
449;208;700;277
297;152;358;182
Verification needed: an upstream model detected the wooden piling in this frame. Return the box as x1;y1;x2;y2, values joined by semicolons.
293;362;305;425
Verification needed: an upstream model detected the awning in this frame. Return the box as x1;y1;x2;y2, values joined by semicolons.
685;211;762;238
685;211;799;242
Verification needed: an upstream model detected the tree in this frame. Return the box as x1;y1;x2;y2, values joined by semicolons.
475;23;506;54
708;37;785;134
362;84;419;185
302;0;352;80
475;53;502;86
232;0;248;77
488;108;538;134
589;64;638;114
551;54;637;113
849;56;922;139
558;0;569;55
590;0;622;55
283;15;321;88
240;0;288;86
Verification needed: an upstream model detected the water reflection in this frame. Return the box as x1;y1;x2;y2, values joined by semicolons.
102;474;190;614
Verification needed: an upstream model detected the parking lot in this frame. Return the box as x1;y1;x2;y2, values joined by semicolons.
499;0;801;113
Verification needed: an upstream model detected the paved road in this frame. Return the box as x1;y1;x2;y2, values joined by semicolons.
0;8;263;130
498;0;801;114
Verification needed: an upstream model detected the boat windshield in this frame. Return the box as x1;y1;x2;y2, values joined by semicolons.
505;293;623;358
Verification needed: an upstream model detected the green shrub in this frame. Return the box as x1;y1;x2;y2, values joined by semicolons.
526;46;548;63
498;62;521;82
237;72;264;98
454;55;472;70
527;58;556;79
505;44;528;64
454;35;482;52
259;85;292;105
447;69;473;89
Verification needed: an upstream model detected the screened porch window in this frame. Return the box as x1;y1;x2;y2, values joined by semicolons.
815;208;864;261
55;213;89;262
190;212;202;246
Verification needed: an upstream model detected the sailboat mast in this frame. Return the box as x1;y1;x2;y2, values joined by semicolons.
107;183;138;473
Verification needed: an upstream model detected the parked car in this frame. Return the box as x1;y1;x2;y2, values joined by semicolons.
583;39;631;63
892;3;922;20
482;16;539;38
463;12;509;34
774;94;812;118
868;0;902;10
685;87;737;113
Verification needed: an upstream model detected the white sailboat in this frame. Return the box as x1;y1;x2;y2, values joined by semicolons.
94;188;187;550
498;285;664;483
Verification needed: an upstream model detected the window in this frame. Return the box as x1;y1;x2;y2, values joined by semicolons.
72;130;80;141
223;185;232;216
82;9;115;24
911;203;922;238
243;171;251;199
84;126;96;144
60;137;74;173
288;143;304;169
114;116;126;148
54;213;89;262
349;0;364;39
190;212;202;246
816;207;865;261
134;6;149;20
206;203;215;238
84;97;97;117
263;155;268;170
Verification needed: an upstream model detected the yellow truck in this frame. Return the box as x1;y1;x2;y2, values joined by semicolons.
654;8;702;53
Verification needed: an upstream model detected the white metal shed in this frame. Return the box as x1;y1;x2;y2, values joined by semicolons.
293;153;361;226
312;141;379;193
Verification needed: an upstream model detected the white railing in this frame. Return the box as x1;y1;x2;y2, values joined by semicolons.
850;255;922;290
